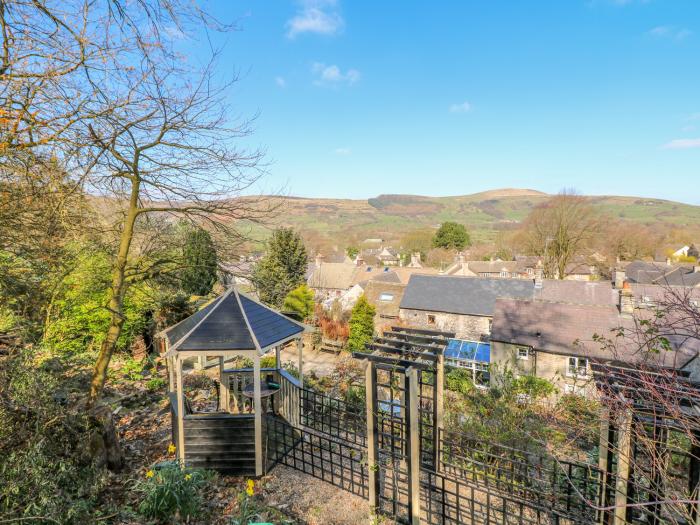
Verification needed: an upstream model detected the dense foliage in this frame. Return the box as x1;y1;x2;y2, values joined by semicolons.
347;295;375;353
432;221;470;250
180;226;218;296
251;228;308;308
282;284;315;321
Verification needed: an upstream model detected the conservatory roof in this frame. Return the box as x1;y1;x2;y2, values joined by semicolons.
444;339;491;363
162;288;305;355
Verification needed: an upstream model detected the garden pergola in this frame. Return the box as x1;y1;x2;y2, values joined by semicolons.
160;287;306;475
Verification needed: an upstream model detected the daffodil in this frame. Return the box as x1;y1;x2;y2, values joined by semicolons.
245;479;255;497
184;473;192;481
145;470;154;478
168;443;176;455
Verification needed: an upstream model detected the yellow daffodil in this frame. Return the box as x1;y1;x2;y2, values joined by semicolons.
145;470;154;478
168;443;177;455
245;479;255;497
184;473;192;481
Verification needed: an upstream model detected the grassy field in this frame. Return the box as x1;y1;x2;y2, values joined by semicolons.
236;189;700;249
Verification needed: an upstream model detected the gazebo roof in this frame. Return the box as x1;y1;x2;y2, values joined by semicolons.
163;288;305;355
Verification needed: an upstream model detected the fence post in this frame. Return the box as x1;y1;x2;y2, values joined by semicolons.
365;361;380;514
406;366;421;525
598;407;612;525
614;409;633;525
435;352;445;471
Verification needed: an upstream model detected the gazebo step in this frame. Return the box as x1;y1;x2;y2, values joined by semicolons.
185;444;255;458
184;427;256;439
186;452;255;463
186;458;256;470
185;439;255;452
183;418;255;429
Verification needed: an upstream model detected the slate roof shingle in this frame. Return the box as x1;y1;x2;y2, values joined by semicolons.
163;289;304;353
491;298;698;368
400;275;535;316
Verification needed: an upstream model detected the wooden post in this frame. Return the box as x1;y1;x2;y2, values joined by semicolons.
435;352;445;471
175;356;186;466
275;345;281;370
365;361;380;514
253;353;263;476
195;354;206;370
297;337;304;389
406;366;421;525
167;355;175;393
598;407;612;525
614;409;633;525
218;357;229;412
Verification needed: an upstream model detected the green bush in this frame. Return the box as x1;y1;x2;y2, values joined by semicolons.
512;375;556;400
146;376;167;391
134;461;214;522
445;367;475;396
347;295;375;353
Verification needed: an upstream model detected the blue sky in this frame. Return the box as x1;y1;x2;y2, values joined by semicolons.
202;1;700;203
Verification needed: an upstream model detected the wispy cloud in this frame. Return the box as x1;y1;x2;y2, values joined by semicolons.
312;62;360;86
449;101;472;114
334;147;351;155
286;0;344;39
275;76;286;88
648;25;692;40
686;112;700;121
661;138;700;150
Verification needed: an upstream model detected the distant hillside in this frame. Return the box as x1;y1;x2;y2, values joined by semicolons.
234;189;700;249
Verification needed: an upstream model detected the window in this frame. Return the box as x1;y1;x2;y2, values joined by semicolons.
379;293;394;302
517;347;530;360
500;271;508;278
527;267;534;276
427;314;436;325
487;319;493;333
567;357;588;378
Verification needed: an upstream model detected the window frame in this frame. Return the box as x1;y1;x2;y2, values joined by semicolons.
516;346;530;361
567;356;589;378
379;293;394;302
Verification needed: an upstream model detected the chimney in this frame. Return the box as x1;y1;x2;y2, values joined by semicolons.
315;253;324;268
613;268;626;289
355;255;365;267
619;281;634;316
457;252;465;263
666;257;672;266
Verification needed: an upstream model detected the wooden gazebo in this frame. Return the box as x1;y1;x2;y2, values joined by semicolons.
160;287;306;476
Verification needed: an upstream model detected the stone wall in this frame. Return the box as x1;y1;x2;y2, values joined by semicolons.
398;308;491;340
490;341;594;396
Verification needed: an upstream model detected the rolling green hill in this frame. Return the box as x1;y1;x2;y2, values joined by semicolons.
237;189;700;248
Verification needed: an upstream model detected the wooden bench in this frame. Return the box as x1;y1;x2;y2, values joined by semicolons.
320;338;344;355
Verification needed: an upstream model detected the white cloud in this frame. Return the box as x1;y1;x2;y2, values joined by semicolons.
311;62;360;86
286;0;344;39
334;147;351;155
275;76;286;88
649;25;692;40
661;138;700;150
449;101;472;114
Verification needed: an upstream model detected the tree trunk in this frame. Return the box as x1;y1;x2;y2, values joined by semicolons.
87;179;140;406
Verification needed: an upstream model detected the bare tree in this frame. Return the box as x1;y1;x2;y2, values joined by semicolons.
588;286;700;524
518;190;601;279
1;1;275;405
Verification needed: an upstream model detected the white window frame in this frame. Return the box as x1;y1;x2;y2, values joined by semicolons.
567;357;588;378
516;347;530;361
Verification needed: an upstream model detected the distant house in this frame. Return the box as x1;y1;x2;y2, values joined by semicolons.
307;257;393;301
490;290;700;395
363;278;407;332
377;247;400;266
617;260;700;288
398;275;535;341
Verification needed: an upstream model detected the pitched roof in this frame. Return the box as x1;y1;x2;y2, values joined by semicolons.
307;262;357;290
400;275;535;316
491;299;698;368
537;280;616;305
624;260;700;286
162;288;304;353
467;260;519;274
